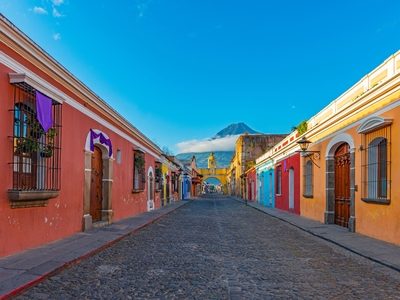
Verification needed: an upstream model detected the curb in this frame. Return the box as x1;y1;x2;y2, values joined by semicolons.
234;198;400;273
1;201;190;299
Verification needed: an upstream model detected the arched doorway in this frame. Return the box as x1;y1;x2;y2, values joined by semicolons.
268;171;274;207
325;133;356;232
166;175;170;204
160;175;165;206
258;172;264;204
334;143;351;228
90;146;103;222
288;168;295;209
83;129;113;231
147;167;155;211
203;177;222;193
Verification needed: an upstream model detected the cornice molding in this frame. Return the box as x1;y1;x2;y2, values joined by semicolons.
0;51;161;159
0;15;161;156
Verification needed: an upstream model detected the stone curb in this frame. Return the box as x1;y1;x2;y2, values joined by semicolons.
0;200;190;299
233;197;400;273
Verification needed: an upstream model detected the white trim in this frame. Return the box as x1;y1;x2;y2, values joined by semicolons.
9;73;64;103
85;129;113;158
325;133;355;158
314;99;400;148
148;166;154;176
0;51;161;159
357;116;393;134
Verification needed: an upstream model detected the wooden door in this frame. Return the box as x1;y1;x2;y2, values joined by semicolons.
166;175;170;203
90;146;103;222
334;143;351;227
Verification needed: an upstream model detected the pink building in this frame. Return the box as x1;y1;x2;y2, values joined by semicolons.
246;167;257;201
0;16;167;257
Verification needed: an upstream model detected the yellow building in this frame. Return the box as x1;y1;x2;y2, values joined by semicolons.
228;133;287;198
266;50;400;245
198;152;228;194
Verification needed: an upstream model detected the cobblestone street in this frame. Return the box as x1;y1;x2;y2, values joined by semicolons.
17;196;400;299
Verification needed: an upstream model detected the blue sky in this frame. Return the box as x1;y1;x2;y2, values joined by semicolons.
1;0;400;153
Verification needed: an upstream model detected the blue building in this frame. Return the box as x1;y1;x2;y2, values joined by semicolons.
256;159;275;208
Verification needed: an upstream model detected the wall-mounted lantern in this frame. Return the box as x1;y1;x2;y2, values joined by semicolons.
296;136;320;167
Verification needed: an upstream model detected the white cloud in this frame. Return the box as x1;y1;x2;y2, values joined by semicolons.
52;7;63;17
136;0;152;18
33;6;48;15
53;33;61;41
176;135;239;153
52;0;64;5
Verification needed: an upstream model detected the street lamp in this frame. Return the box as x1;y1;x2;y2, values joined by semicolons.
296;136;320;167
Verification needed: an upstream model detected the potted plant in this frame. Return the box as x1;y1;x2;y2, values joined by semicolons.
15;138;39;154
40;128;57;158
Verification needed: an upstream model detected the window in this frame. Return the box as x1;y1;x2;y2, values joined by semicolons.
361;126;391;203
155;162;162;191
116;149;122;164
148;171;154;201
133;150;145;191
303;160;313;197
276;166;282;195
11;84;62;192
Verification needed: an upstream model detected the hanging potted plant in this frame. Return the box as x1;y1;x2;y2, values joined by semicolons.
15;138;39;154
40;128;57;158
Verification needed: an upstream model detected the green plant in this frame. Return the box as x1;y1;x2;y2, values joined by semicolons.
40;128;57;158
155;167;162;181
293;120;308;135
134;153;145;169
15;138;39;154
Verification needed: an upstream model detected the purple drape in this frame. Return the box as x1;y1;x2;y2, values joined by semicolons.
35;91;53;133
90;129;113;157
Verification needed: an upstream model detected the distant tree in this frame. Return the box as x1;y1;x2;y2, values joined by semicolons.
162;146;174;156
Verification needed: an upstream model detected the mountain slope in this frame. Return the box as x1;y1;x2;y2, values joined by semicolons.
214;122;258;138
176;151;234;168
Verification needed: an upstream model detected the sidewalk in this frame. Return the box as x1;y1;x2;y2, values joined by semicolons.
0;200;189;299
237;198;400;273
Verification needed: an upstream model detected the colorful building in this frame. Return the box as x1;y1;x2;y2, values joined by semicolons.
254;50;400;245
245;167;257;201
227;133;287;198
297;51;400;244
0;15;181;258
274;153;300;214
254;129;302;214
255;158;275;207
198;152;228;194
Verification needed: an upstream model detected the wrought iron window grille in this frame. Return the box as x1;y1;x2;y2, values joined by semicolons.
9;83;62;193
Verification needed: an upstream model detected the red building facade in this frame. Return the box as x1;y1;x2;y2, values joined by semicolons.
274;153;300;214
246;167;257;201
0;16;166;257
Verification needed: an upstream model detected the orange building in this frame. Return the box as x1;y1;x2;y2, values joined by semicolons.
254;51;400;246
0;15;168;257
297;51;400;244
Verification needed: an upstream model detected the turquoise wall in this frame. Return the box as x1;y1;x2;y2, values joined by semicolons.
257;164;275;208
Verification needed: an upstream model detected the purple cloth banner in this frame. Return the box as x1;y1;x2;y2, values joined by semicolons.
35;91;53;133
90;129;113;157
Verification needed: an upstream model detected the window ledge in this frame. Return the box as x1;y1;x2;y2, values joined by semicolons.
8;190;59;208
132;189;145;193
303;194;314;199
361;198;390;205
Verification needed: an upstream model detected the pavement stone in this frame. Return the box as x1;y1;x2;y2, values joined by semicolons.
0;201;187;299
12;196;400;299
243;198;400;272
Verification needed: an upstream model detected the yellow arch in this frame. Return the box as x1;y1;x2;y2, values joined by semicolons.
198;167;228;194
